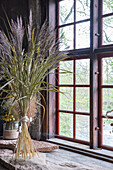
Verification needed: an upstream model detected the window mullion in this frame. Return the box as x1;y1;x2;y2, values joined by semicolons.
90;0;99;149
73;60;76;138
74;0;76;49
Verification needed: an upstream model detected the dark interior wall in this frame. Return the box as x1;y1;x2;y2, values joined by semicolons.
0;0;29;32
0;0;47;29
0;0;29;104
0;0;29;135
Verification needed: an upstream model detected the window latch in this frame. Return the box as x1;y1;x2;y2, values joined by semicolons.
95;33;100;36
95;72;99;75
95;127;100;130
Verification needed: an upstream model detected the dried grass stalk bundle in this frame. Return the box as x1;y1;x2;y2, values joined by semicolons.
15;122;36;160
0;10;67;160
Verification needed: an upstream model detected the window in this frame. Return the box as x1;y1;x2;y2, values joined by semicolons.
58;58;90;143
56;0;113;150
99;56;113;149
58;0;90;50
100;0;113;46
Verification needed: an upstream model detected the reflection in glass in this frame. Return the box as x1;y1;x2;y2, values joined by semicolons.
103;0;113;15
102;89;113;116
103;118;113;147
103;16;113;45
76;115;90;141
60;112;73;138
59;87;73;111
102;57;113;85
59;0;74;25
76;59;90;85
76;0;90;21
59;25;74;51
76;21;90;49
59;60;73;85
76;87;90;113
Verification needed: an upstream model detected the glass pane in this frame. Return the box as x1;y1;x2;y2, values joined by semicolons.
59;0;74;25
102;89;113;116
76;59;90;85
76;87;90;113
103;16;113;45
59;60;73;85
103;118;113;147
59;87;73;111
103;57;113;85
76;21;90;49
76;115;90;141
103;0;113;15
60;112;73;138
76;0;90;21
59;25;74;51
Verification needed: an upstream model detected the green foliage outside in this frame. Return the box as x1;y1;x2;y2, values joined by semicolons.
60;113;73;138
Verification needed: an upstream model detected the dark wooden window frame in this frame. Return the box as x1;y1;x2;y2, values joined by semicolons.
53;0;113;150
98;54;113;151
55;0;99;149
57;56;90;145
44;0;113;151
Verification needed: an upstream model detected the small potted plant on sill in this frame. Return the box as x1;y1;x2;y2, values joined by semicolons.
3;113;19;140
2;100;19;139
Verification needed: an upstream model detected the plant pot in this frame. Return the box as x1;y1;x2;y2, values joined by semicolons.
3;121;19;140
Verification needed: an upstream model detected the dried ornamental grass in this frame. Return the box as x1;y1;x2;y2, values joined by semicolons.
15;122;36;160
0;10;67;160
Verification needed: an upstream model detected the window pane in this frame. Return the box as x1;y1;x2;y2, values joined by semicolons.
102;89;113;116
59;0;74;25
103;0;113;15
103;118;113;147
59;87;73;111
76;59;90;85
76;0;90;21
76;87;90;113
103;57;113;85
59;60;73;85
76;115;90;141
59;25;74;51
76;21;90;49
103;16;113;45
60;112;73;138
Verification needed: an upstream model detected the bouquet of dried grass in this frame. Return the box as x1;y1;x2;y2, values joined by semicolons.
0;11;67;160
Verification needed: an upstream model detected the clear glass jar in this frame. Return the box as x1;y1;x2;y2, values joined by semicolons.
3;121;19;131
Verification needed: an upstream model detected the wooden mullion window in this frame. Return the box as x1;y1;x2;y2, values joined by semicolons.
57;0;91;145
58;19;90;28
98;55;113;150
99;0;113;47
102;13;113;18
74;0;76;49
55;0;113;151
58;0;90;51
58;110;90;115
57;57;90;144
